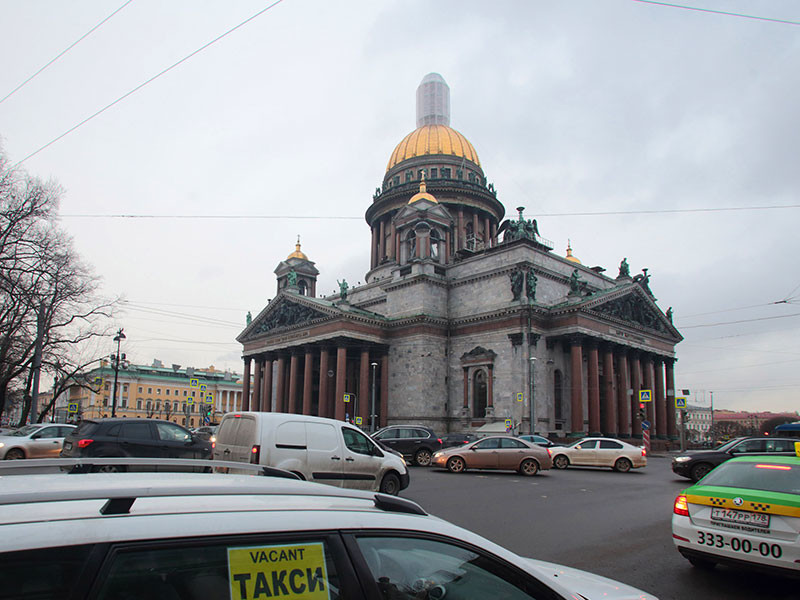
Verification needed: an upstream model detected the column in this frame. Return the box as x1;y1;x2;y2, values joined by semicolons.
445;230;451;263
602;345;617;436
616;349;630;437
288;353;300;413
252;358;262;413
569;337;584;434
484;217;491;248
462;367;469;409
335;346;347;421
318;348;330;417
359;349;370;426
299;349;312;415
242;357;251;411
587;341;600;434
389;222;396;260
472;212;479;247
370;226;377;269
395;231;400;262
665;359;677;439
275;355;286;413
630;352;642;438
380;354;389;428
261;358;273;411
655;357;667;439
643;355;655;428
457;209;464;249
378;219;385;262
491;222;497;246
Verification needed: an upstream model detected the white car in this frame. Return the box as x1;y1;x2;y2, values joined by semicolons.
672;455;800;576
0;423;76;459
0;457;659;600
550;437;647;472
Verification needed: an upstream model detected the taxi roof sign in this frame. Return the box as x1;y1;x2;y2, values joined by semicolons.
796;441;800;458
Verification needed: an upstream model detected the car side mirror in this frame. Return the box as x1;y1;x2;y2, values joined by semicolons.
470;447;477;451
373;446;384;457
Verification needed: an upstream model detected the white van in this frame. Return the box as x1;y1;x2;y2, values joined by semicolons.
212;412;409;495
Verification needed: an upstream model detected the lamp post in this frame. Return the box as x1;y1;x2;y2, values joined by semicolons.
110;328;126;418
370;362;378;433
529;357;537;435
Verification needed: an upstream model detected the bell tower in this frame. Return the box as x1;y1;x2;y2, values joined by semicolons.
274;237;319;296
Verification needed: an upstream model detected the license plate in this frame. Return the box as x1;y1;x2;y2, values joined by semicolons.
711;507;770;528
64;441;72;450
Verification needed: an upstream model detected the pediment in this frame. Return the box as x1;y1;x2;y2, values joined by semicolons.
583;288;680;338
394;201;452;224
239;296;331;341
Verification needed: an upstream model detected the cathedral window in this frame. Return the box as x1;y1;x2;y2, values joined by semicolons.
393;175;400;186
430;168;438;179
456;169;463;180
405;171;412;182
430;229;441;261
298;280;308;296
441;168;451;179
406;231;417;262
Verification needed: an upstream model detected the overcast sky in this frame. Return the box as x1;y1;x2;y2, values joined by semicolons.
1;0;798;413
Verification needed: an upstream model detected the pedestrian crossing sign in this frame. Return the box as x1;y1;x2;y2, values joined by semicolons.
200;384;207;392
504;418;512;429
355;416;362;425
516;392;523;402
639;390;652;403
205;393;213;403
343;393;351;403
68;402;78;414
676;397;686;408
189;378;199;388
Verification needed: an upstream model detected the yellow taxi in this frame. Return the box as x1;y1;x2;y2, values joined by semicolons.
672;444;800;576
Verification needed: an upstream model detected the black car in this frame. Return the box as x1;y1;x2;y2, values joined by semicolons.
61;418;212;471
372;425;443;466
440;432;478;449
671;436;798;482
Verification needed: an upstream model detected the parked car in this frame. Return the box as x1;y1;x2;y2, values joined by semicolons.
192;424;218;442
519;434;560;448
432;435;553;475
372;424;443;466
672;454;800;576
0;461;660;600
214;412;409;495
0;423;76;459
672;436;798;482
550;437;646;472
60;418;210;471
440;432;478;448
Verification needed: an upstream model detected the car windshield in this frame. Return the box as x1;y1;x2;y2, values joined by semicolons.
566;439;590;448
699;461;800;494
713;437;745;452
9;425;39;437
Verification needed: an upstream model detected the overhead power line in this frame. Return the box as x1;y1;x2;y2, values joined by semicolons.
0;0;135;105
631;0;800;26
680;313;800;329
11;0;286;169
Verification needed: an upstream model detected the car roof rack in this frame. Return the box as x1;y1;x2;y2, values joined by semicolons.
0;458;427;517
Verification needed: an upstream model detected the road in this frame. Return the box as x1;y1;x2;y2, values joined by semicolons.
402;455;797;600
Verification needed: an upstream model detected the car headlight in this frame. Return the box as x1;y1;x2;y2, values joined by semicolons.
433;452;442;458
674;456;691;462
0;443;4;449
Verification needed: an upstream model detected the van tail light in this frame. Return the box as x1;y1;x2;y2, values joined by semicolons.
211;440;216;450
250;444;260;464
77;439;94;448
674;494;689;517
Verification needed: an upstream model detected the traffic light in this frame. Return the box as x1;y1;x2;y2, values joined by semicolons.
637;403;646;420
205;405;212;418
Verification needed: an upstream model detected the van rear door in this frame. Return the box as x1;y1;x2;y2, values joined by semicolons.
214;415;258;464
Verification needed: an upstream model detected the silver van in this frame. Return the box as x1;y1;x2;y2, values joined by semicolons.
213;412;409;495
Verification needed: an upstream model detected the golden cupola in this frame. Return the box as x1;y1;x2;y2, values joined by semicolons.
408;172;437;204
287;236;308;261
565;240;582;264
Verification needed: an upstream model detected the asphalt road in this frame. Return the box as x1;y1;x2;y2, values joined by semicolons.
402;455;797;600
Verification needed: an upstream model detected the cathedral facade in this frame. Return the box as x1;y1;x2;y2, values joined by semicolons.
238;73;682;439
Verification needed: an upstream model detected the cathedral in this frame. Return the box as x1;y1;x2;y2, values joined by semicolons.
237;73;682;439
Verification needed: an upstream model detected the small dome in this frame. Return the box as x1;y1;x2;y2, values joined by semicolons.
287;237;308;261
408;175;437;204
387;124;481;172
565;240;581;264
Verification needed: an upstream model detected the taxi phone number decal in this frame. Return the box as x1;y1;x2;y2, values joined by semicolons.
228;542;331;600
696;531;783;559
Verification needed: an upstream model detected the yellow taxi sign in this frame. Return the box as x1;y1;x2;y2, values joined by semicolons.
795;441;800;457
227;542;330;600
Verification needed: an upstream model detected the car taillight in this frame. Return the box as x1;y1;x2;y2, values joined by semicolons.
77;439;94;448
250;444;260;464
437;438;443;445
642;447;647;457
673;494;689;517
211;440;216;450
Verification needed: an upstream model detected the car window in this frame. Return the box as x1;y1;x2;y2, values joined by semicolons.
217;417;239;444
699;461;800;494
33;427;60;439
155;423;191;442
119;423;153;440
9;425;38;437
342;427;375;455
731;439;766;453
355;536;550;600
599;440;623;449
374;428;398;440
105;424;121;437
94;537;346;600
413;429;430;439
399;429;417;439
474;438;500;450
766;439;794;452
57;426;75;437
0;545;94;599
574;440;598;450
500;438;527;449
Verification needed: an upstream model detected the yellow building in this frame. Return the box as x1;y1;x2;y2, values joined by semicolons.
65;360;245;428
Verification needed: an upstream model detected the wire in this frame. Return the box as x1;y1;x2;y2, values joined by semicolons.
0;1;135;105
58;203;800;220
10;0;286;169
678;301;785;319
680;313;800;329
631;0;800;26
123;299;249;312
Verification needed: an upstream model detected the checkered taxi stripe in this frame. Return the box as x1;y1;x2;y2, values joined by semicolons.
686;494;800;518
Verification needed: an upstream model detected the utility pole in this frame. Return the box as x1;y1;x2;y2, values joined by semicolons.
111;328;126;418
29;302;46;424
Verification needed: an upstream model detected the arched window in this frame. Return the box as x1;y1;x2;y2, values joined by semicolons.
406;231;417;261
554;370;564;421
136;399;142;410
473;369;488;418
146;400;152;412
465;222;475;250
298;280;308;296
430;229;441;261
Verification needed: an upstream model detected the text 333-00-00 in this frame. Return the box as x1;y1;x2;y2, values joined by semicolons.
696;531;783;559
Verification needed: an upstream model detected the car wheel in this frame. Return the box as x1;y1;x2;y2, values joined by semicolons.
614;458;632;473
379;472;401;495
691;463;712;482
519;458;539;476
687;556;716;570
414;448;432;467
92;464;125;473
447;456;465;473
4;449;25;460
553;455;569;469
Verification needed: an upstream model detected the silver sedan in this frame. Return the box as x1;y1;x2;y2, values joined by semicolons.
550;437;647;472
0;423;76;459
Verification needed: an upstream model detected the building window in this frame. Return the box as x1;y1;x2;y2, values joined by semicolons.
138;386;142;393
156;389;161;395
405;171;412;182
174;401;179;412
166;389;170;396
298;279;308;296
441;168;451;179
137;399;142;410
104;383;109;391
430;168;438;179
184;390;187;397
456;169;463;180
430;229;441;261
393;175;400;186
146;400;152;411
123;384;128;392
148;388;152;394
472;370;487;418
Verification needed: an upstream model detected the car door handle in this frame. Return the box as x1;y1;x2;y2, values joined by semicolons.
345;457;354;462
331;456;341;461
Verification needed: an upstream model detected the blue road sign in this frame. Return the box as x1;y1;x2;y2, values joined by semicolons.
639;390;652;402
676;397;687;408
642;421;651;430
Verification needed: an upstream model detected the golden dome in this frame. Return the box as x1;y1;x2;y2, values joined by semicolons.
287;237;308;261
387;124;481;172
408;174;437;204
565;240;582;264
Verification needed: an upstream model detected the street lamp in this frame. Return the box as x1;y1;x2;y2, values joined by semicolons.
370;362;378;433
529;357;537;435
111;328;126;418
